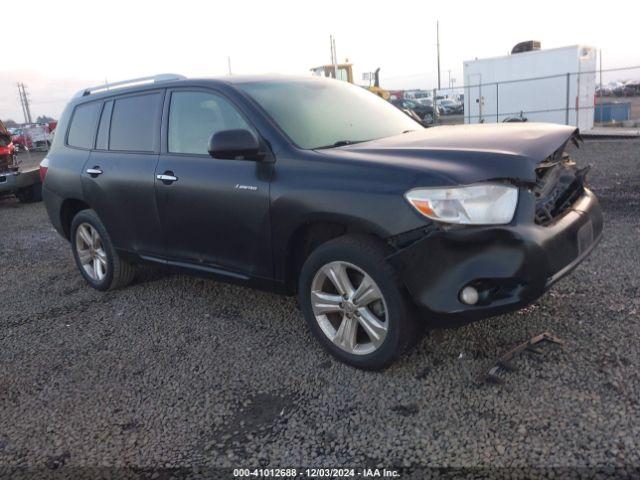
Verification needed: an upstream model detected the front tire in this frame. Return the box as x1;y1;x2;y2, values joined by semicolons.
70;209;135;291
298;235;419;370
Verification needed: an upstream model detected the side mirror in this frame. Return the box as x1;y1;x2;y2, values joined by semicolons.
208;129;262;160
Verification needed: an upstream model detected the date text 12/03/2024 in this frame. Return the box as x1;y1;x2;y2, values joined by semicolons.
233;468;400;477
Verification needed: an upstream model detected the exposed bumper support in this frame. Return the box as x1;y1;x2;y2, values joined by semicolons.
388;188;603;327
0;169;40;195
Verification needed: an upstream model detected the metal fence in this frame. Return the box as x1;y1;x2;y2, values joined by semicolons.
410;65;640;131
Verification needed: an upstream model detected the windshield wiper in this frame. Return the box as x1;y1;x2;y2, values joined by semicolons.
314;139;367;149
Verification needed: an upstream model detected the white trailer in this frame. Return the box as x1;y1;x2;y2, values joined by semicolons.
463;45;596;131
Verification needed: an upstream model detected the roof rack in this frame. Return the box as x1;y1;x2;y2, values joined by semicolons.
73;73;186;98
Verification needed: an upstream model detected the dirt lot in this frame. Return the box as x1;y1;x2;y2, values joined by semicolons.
1;141;639;478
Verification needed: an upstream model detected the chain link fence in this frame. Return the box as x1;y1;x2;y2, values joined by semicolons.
403;65;640;131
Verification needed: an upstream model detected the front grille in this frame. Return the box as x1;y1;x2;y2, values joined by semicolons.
533;159;584;226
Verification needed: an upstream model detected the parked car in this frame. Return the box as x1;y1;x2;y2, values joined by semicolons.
0;120;42;202
22;124;53;151
42;75;603;369
397;107;427;125
613;83;637;97
415;97;433;107
414;97;448;117
503;111;528;122
11;128;33;152
438;99;463;115
0;120;16;173
596;85;613;97
390;98;434;123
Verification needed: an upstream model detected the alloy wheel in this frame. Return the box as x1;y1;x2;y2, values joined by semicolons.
310;261;389;355
75;223;108;281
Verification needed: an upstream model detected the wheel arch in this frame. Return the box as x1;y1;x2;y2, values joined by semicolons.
60;198;91;240
282;213;391;295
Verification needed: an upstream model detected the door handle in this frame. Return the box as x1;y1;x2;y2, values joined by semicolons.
157;172;178;184
86;167;103;176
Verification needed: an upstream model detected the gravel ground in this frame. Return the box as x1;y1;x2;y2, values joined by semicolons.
0;141;639;478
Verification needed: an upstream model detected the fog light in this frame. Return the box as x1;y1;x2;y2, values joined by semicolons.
459;286;479;305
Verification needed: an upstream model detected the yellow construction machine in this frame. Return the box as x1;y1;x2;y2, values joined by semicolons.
310;64;390;100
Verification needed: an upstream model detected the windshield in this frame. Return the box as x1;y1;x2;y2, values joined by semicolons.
238;78;420;149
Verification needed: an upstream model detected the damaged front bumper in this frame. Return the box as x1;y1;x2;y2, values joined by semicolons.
0;169;39;194
387;187;603;327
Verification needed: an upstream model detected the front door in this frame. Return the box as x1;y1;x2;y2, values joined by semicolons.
155;88;272;279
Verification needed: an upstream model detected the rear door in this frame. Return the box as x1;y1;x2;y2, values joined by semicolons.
155;88;272;278
81;91;164;255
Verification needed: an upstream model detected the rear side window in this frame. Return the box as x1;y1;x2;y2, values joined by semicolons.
109;93;161;152
95;100;113;150
67;102;101;149
168;91;252;155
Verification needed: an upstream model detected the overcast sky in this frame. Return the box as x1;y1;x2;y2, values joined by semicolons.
1;0;637;122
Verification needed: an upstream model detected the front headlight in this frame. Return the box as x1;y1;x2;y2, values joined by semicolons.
404;183;519;225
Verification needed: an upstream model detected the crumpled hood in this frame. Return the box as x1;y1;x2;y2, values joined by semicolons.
318;123;579;185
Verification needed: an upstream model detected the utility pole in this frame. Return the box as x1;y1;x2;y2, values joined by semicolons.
227;56;232;75
330;35;338;79
18;83;27;124
17;83;33;124
599;50;603;94
25;84;33;124
436;21;441;90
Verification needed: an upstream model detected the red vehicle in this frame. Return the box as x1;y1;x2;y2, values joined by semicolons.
0;120;17;172
0;120;42;203
11;127;33;151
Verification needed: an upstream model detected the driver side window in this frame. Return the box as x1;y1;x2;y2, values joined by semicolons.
168;91;252;155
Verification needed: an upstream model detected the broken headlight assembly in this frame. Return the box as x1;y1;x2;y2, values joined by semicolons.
404;183;519;225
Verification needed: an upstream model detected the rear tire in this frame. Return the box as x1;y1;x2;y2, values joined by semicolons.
70;209;135;291
298;235;420;370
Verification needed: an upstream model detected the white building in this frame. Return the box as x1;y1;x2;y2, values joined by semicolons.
463;45;596;131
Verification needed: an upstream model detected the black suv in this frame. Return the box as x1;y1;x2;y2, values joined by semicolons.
42;74;602;369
